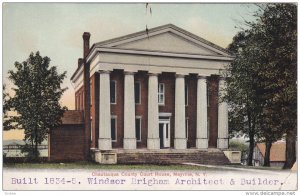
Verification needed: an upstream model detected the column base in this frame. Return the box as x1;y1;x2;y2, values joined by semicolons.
217;138;229;149
98;138;112;150
147;138;160;149
174;138;187;149
196;138;208;149
123;138;137;149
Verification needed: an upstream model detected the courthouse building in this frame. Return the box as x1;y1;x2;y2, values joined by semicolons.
49;24;234;164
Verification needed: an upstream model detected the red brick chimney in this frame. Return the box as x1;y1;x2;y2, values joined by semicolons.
83;32;90;58
82;32;91;160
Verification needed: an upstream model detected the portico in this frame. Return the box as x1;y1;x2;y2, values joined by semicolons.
71;24;233;154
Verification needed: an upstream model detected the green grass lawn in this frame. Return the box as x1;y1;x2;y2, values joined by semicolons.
3;162;211;170
3;162;284;171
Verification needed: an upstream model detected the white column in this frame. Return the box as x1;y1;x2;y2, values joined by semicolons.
147;73;160;149
98;70;112;150
174;74;187;149
123;71;136;149
217;77;229;149
196;75;208;149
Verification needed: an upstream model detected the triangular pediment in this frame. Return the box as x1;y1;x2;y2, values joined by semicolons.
95;24;231;56
116;32;220;55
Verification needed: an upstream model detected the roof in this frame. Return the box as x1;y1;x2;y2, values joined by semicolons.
93;24;231;55
61;110;84;125
256;142;286;162
71;24;232;80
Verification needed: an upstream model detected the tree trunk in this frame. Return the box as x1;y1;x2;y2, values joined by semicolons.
283;130;296;169
31;135;34;158
247;132;255;166
34;129;38;161
263;140;272;167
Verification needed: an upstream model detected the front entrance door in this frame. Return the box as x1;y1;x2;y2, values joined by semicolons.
159;120;170;148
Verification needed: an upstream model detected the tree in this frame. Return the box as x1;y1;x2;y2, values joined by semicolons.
224;3;297;168
248;4;296;168
224;31;263;166
257;4;297;169
7;52;67;161
3;85;14;130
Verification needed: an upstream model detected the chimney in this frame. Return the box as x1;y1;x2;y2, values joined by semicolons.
78;58;83;68
82;32;91;160
82;32;91;58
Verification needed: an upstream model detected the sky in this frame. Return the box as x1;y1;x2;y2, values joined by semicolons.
2;3;258;140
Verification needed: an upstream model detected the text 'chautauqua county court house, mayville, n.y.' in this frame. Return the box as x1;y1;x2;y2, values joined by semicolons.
48;24;234;164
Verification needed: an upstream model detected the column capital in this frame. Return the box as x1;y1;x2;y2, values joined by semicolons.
98;70;111;74
219;76;227;81
175;74;186;78
197;75;207;79
124;71;136;75
148;72;159;77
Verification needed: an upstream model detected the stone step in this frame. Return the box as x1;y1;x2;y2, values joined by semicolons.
117;151;230;165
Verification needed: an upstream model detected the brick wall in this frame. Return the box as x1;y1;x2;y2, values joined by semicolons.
111;70;124;148
48;124;85;162
186;74;197;148
208;75;219;148
135;71;148;148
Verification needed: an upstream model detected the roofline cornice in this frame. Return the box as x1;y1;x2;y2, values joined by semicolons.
86;47;234;63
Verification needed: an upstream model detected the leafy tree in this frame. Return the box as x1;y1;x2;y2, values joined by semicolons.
3;85;14;130
7;52;67;161
256;4;297;169
224;30;263;166
224;3;297;168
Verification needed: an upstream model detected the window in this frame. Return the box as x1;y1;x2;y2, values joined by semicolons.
111;116;117;142
185;118;189;138
185;84;188;106
134;82;141;104
90;82;92;105
79;95;81;110
135;117;142;142
75;95;78;110
110;81;116;104
158;83;165;105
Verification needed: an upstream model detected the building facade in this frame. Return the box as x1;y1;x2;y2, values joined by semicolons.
253;142;286;167
59;24;233;161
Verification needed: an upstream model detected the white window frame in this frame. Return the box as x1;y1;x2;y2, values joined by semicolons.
111;115;117;142
135;81;141;105
110;80;117;104
158;83;165;105
135;116;142;142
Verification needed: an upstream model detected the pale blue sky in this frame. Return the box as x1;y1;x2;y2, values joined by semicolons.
3;3;258;109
